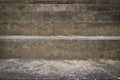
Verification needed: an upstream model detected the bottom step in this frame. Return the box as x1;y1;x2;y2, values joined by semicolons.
0;40;120;60
0;59;120;80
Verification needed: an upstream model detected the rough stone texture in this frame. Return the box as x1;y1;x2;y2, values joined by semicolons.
0;40;120;60
0;0;120;36
0;59;120;79
0;0;120;4
0;4;87;12
0;11;120;22
0;22;120;36
0;4;120;12
0;0;119;59
0;0;120;79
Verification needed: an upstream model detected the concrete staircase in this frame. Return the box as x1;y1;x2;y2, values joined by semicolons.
0;0;120;79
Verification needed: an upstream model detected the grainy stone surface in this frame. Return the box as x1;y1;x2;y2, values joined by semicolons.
0;22;120;36
0;40;120;60
0;4;120;12
0;4;87;12
0;0;119;60
0;11;120;22
0;0;120;79
0;0;120;36
0;59;120;79
0;0;120;4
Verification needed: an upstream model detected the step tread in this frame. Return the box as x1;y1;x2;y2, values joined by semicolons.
0;4;120;12
0;11;120;21
0;59;120;79
0;22;120;36
0;40;120;59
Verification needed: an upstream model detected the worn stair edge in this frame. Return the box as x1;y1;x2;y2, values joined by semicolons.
0;22;120;36
0;4;120;12
0;39;120;60
0;36;120;40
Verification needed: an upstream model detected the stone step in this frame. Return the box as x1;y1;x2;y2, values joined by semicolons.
0;4;120;12
0;0;120;4
0;11;120;22
0;59;120;79
0;22;120;36
0;39;120;60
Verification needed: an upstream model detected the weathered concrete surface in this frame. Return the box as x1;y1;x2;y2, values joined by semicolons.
0;0;120;36
0;4;120;12
0;40;120;60
0;22;120;36
0;0;120;4
0;59;120;79
0;0;119;80
0;4;87;12
0;11;120;22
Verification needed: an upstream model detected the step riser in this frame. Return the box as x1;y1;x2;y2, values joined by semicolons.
0;40;120;60
0;22;120;36
1;4;120;12
0;11;120;21
0;0;120;4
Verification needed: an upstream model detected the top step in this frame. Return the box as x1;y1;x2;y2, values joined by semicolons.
0;0;120;4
